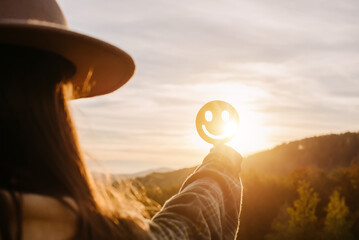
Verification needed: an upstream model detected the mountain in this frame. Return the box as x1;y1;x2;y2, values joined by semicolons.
243;132;359;175
137;167;196;189
92;167;173;183
118;167;173;179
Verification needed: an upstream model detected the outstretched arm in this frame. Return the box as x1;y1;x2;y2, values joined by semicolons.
149;145;243;239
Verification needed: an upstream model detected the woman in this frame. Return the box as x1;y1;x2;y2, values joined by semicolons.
0;0;243;239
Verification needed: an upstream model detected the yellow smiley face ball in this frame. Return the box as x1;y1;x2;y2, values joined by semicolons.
196;100;239;145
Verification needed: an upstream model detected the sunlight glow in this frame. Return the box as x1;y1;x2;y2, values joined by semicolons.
223;121;238;136
222;110;230;121
187;81;271;156
228;108;269;155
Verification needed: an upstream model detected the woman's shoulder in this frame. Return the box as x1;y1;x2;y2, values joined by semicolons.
0;189;78;240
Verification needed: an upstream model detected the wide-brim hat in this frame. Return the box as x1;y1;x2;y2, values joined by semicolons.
0;0;135;99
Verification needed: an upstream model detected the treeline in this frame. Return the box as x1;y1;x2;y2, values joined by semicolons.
239;163;359;239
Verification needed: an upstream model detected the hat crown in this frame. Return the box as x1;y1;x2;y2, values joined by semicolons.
0;0;67;27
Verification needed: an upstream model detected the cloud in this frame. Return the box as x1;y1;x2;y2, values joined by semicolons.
59;0;359;172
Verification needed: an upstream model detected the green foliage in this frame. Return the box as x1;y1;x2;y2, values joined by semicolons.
267;181;320;240
321;190;353;240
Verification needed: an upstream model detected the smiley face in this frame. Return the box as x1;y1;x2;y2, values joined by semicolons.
196;100;239;144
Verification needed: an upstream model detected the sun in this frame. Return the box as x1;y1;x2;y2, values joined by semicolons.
187;81;271;156
227;107;268;155
223;121;238;136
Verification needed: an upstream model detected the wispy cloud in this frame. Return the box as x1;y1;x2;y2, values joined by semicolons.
60;0;359;173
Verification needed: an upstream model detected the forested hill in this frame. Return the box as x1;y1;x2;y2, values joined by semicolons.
137;132;359;191
243;132;359;175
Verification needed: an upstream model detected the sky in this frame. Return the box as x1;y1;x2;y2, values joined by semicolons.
58;0;359;173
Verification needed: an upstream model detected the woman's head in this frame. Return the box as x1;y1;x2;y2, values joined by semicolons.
0;45;79;195
0;1;144;239
0;45;148;239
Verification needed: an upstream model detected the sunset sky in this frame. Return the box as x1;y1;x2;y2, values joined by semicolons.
58;0;359;173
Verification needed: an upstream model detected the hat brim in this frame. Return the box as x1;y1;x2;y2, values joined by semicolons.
0;22;135;99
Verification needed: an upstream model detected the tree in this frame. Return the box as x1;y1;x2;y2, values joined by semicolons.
321;190;353;240
267;180;320;240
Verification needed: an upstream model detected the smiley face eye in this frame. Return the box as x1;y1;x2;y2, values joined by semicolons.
205;111;213;122
222;110;230;121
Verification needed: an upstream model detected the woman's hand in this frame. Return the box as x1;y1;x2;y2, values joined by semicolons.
209;144;243;175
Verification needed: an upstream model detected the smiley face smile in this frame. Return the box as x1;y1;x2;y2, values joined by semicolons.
202;125;227;140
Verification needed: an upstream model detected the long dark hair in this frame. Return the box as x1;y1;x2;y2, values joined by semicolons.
0;45;149;240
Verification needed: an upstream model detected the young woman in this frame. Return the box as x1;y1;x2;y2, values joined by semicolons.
0;0;243;239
